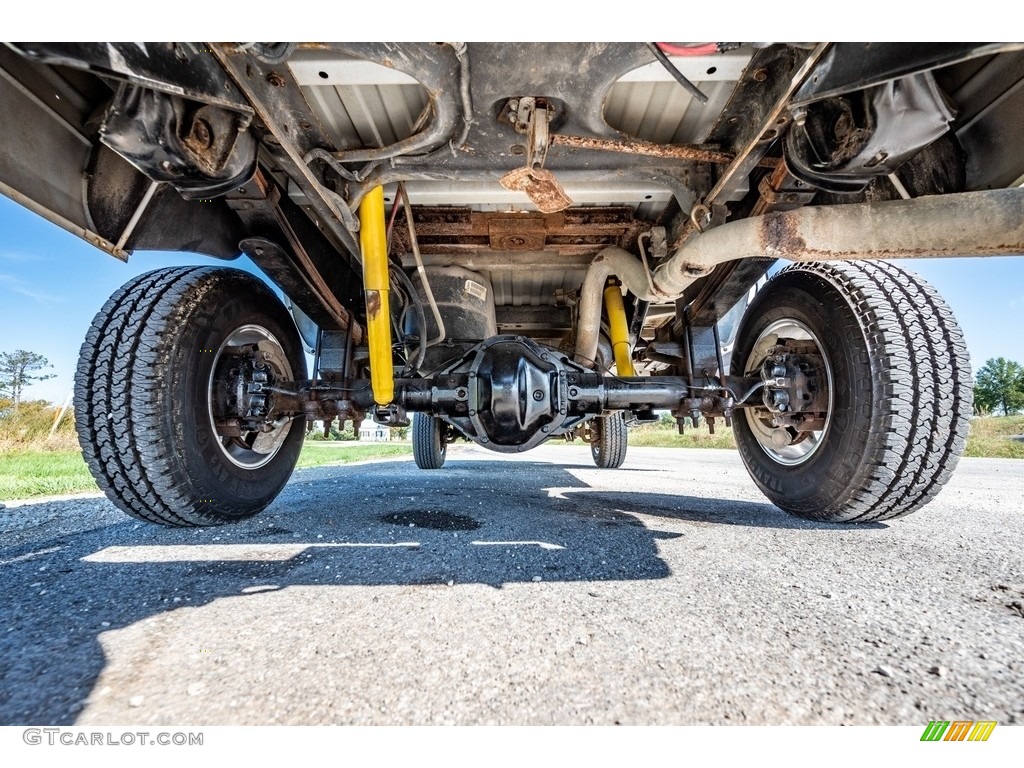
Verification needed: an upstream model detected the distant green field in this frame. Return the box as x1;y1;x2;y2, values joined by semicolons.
0;450;96;500
1;417;1021;501
296;442;411;468
563;415;1024;458
0;442;412;501
963;414;1024;459
627;424;737;450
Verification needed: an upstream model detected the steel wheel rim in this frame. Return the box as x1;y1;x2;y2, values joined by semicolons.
208;324;294;470
743;318;834;466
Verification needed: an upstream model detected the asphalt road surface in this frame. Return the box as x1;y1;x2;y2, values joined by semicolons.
1;446;1022;725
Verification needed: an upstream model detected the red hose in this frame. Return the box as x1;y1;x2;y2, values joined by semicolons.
656;42;720;57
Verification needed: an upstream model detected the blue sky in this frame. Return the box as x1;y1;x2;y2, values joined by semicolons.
0;195;269;404
2;193;1024;405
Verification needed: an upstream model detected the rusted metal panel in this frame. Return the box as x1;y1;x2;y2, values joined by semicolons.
390;206;647;257
498;167;573;213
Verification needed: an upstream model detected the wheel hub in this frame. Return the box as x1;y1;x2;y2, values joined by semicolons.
208;324;295;469
743;319;833;466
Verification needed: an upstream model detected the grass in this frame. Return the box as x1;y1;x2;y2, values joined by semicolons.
964;414;1024;459
0;442;413;502
0;450;97;500
2;418;1021;501
296;442;411;468
628;422;737;450
563;415;1024;458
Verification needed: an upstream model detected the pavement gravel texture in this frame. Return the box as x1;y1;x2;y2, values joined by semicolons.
0;446;1021;725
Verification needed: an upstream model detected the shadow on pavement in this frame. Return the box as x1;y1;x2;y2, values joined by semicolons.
0;458;880;725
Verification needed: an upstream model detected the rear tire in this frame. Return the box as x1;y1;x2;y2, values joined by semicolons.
412;414;447;469
591;412;628;468
74;267;306;526
731;261;971;522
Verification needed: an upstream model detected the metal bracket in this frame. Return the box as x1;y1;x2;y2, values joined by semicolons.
506;97;553;171
372;403;410;427
499;97;572;213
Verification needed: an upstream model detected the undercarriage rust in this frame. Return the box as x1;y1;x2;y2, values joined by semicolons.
498;167;574;214
389;206;648;257
551;134;780;168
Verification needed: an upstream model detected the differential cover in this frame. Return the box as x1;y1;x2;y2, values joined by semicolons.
464;336;569;452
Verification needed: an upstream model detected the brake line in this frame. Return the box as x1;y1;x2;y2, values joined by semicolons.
399;182;446;348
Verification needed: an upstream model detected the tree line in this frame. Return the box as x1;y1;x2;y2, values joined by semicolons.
973;357;1024;416
0;350;54;407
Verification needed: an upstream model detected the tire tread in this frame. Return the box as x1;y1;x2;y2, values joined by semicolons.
413;414;447;469
592;413;628;469
74;267;301;526
759;261;971;522
75;267;207;526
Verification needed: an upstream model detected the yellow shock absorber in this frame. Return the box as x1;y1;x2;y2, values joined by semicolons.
359;186;393;405
604;281;635;377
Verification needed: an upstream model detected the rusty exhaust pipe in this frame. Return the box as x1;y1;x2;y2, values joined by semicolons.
576;188;1024;365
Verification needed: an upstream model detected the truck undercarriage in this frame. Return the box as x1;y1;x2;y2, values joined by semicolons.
2;42;1022;526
